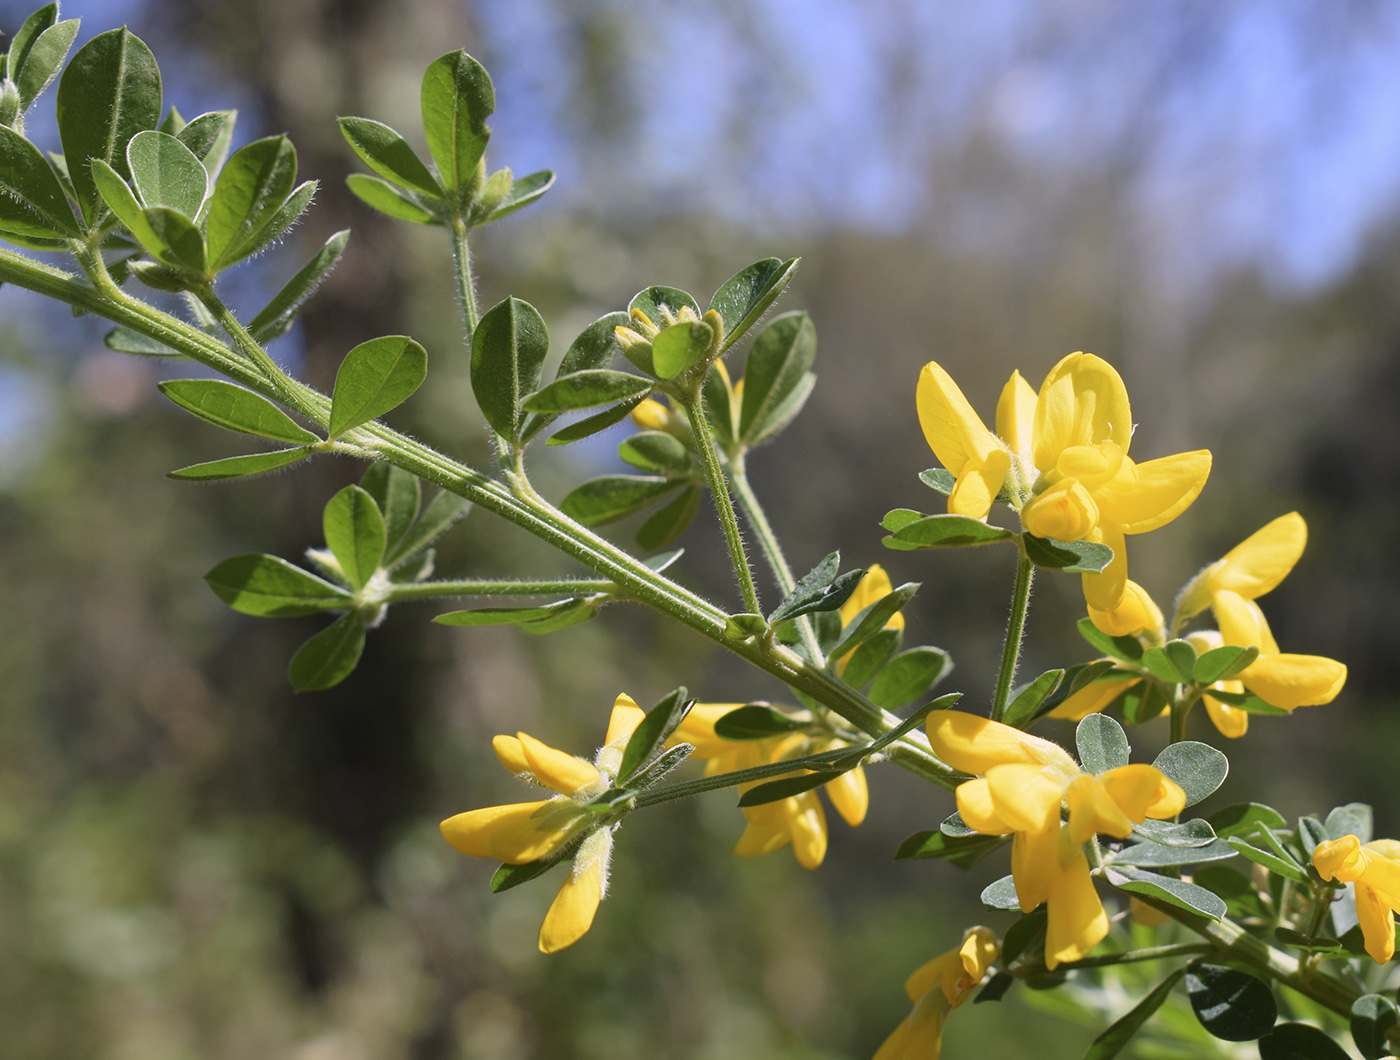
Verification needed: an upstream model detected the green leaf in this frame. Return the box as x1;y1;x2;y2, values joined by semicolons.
158;379;319;444
523;369;653;413
1022;534;1114;573
1185;965;1277;1041
105;326;178;356
126;130;207;218
1002;668;1066;729
289;613;366;692
1153;741;1228;807
712;704;808;740
433;601;582;627
1036;661;1121;718
941;811;976;837
167;447;312;480
893;829;1005;869
248;229;350;342
1227;837;1309;883
1258;1023;1353;1060
1351;994;1399;1060
618;688;691;783
1163;639;1199;682
559;474;680;527
769;553;852;623
710;257;799;352
981;875;1022;911
868;647;951;709
1000;909;1047;965
1133;818;1218;847
328;335;428;438
520;311;629;441
1273;927;1342;952
56;27;162;225
471;296;549;441
1191;864;1269;921
546;398;645;446
635;485;699;551
1106;866;1227;919
628;285;700;326
840;627;902;688
359;462;421;559
1324;803;1373;844
477;169;554;224
1077;616;1144;662
748;369;815;444
770;567;863;624
516;598;596;634
1194;645;1260;685
91;158;161;250
142;205;206;272
1120;679;1170;726
724;613;768;641
175;110;236;173
490;855;567;894
625;744;693;791
1297;816;1327;858
205;135;296;268
337;116;441;197
7;5;57;89
0;124;78;237
346;172;439;223
1141;646;1184;683
918;467;956;495
15;18;78;111
1076;713;1130;774
881;513;1014;550
827;582;918;663
738;310;818;442
618;431;692;474
323;484;386;591
1084;967;1189;1060
386;489;469;567
227;178;315;264
421;50;493;196
738;770;842;808
1107;839;1237;868
1207;802;1287;839
204;554;352;616
651;320;713;380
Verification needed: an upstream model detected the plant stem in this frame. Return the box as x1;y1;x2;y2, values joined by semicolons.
1052;943;1214;971
990;546;1035;722
451;214;479;343
1169;688;1199;744
729;452;824;662
197;287;316;419
679;392;762;616
384;578;615;601
630;746;853;809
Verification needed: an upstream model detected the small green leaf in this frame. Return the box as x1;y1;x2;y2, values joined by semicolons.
329;335;428;438
105;326;179;356
1207;802;1287;839
346;172;439;223
625;744;693;791
1077;616;1144;662
1152;741;1228;806
1107;839;1237;868
635;485;699;551
0;124;78;237
1298;816;1328;858
158;379;319;444
1036;661;1121;718
980;875;1021;911
167;447;312;480
1000;909;1047;965
142;205;206;272
1273;927;1341;952
1163;638;1198;682
522;369;653;413
1106;866;1227;919
1001;668;1066;729
1022;534;1114;573
1258;1022;1353;1060
840;627;902;688
338;116;442;197
1184;964;1277;1041
1120;679;1170;726
738;770;841;808
651;320;713;380
546;399;645;446
1076;713;1130;774
7;5;58;89
1083;967;1189;1060
618;431;692;474
941;811;976;837
175;110;236;173
516;598;596;634
57;27;162;225
433;602;579;627
723;613;768;640
323;484;386;591
919;467;956;495
973;973;1014;1004
386;490;469;567
1191;864;1269;920
1194;644;1260;685
204;554;352;616
226;178;316;264
1133;818;1218;847
827;583;918;663
421;50;494;196
1227;837;1309;883
477;169;554;224
628;285;700;326
712;704;808;740
360;462;421;559
14;18;78;111
205;135;297;268
91;158;162;250
770;567;863;624
490;855;567;894
768;553;858;623
471;296;549;441
893;829;1005;869
127;130;208;217
1324;803;1373;844
249;229;350;342
559;474;681;527
520;311;630;441
1351;994;1400;1060
618;688;691;783
709;256;799;352
881;513;1013;550
289;612;366;692
738;310;816;442
868;647;951;709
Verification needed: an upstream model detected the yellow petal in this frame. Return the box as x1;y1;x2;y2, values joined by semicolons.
1081;523;1128;612
440;801;552;858
1011;826;1058;913
1211;590;1279;654
1314;835;1364;882
1087;580;1162;637
669;702;743;759
905;950;962;1002
926;710;1079;776
630;397;672;432
955;927;1000;1003
1202;692;1249;739
1098;764;1185;822
1044;839;1108;970
518;731;602;795
1355;882;1397;964
873;992;950;1060
948;453;1012;521
987;763;1068;833
1055;441;1125;488
785;792;829;869
604;694;647;748
840;564;905;631
917;361;1004;477
996;370;1038;467
1066;775;1134;844
1032;353;1132;471
824;765;869;827
492;734;530;774
1021;477;1100;541
1094;450;1212;534
1241;653;1347;710
955;778;1014;835
1047;676;1140;722
734;818;790;858
1360;854;1400;909
1213;512;1307;600
538;830;611;954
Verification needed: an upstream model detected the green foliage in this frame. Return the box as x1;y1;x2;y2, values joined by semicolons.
248;229;350;342
737;310;815;443
710;257;799;353
1076;713;1130;774
1185;965;1277;1041
768;552;863;623
0;124;78;237
471;296;549;442
329;335;428;438
204;554;352;616
338;116;442;197
619;688;692;783
1002;668;1066;728
980;875;1021;910
1023;533;1115;572
288;612;366;692
1152;740;1228;806
204;135;298;269
1258;1023;1353;1060
523;369;654;413
868;647;950;709
651;320;713;380
167;447;313;480
1350;994;1399;1060
158;379;320;444
322;485;386;592
826;582;918;663
1106;865;1227;918
881;510;1014;550
421;49;493;198
893;829;1005;868
1083;967;1188;1060
712;704;808;740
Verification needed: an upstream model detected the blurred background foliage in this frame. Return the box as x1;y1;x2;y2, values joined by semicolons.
0;0;1398;1056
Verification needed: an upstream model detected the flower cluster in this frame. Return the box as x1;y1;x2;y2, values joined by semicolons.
1313;834;1400;964
926;711;1184;968
875;926;999;1060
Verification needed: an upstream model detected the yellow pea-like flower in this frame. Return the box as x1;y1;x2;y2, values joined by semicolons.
874;926;999;1060
1313;835;1400;963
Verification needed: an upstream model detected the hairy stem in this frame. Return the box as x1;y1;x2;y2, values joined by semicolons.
630;746;853;809
451;214;479;343
384;578;616;601
990;546;1035;722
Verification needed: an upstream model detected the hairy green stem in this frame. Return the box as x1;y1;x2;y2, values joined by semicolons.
451;214;479;343
198;286;317;419
384;578;616;601
1169;688;1200;745
679;393;762;616
630;746;853;809
1050;942;1214;971
990;546;1035;722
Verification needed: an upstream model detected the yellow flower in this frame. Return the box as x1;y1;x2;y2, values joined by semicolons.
926;710;1184;968
1177;513;1347;733
874;926;999;1060
1313;835;1400;963
440;693;647;953
1020;353;1212;625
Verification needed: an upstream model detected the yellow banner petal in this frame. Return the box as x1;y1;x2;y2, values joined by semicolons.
538;832;610;954
1032;353;1132;471
604;693;647;748
917;361;1002;476
926;710;1077;775
1046;676;1140;722
954;778;1014;835
824;765;869;827
1066;775;1133;844
1081;523;1128;612
996;370;1038;468
1098;764;1184;822
1011;827;1058;913
1355;882;1397;964
492;734;530;774
518;731;602;794
784;792;828;869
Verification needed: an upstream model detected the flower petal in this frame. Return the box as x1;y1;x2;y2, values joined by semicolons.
492;734;530;774
1021;477;1100;541
518;731;602;794
1044;840;1109;969
440;801;553;858
604;694;647;748
1081;523;1128;612
840;564;905;631
538;831;611;954
1202;693;1250;738
1211;590;1279;654
873;991;950;1060
1012;827;1059;913
988;763;1066;833
905;951;962;1002
1241;653;1347;710
955;778;1014;835
785;792;829;869
1095;450;1212;534
1087;579;1162;637
948;453;1012;520
1032;353;1132;471
917;361;1004;476
996;370;1038;469
955;927;1000;1004
1066;775;1134;844
824;765;869;827
927;710;1079;775
734;818;790;858
1046;676;1140;722
1355;881;1397;964
1212;512;1307;600
1098;764;1185;822
1314;836;1365;882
